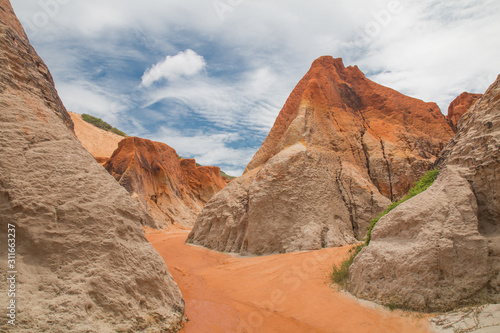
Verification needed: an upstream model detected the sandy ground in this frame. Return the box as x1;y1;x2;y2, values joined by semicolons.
147;232;434;333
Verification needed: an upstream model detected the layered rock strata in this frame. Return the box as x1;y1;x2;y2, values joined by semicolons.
187;56;454;255
105;137;228;228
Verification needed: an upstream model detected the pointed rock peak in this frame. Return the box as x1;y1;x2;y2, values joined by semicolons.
446;91;482;131
189;57;454;256
306;56;365;84
245;55;452;173
310;56;345;70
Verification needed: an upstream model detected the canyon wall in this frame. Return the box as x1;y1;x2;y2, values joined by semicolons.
0;1;185;331
105;137;228;228
187;56;454;255
349;75;500;311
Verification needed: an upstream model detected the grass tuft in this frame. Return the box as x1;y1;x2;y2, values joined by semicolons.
81;113;127;137
220;170;236;180
330;244;364;288
330;169;440;288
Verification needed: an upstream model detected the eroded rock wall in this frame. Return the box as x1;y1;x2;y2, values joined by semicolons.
0;1;185;331
349;75;500;311
188;56;454;255
105;137;228;228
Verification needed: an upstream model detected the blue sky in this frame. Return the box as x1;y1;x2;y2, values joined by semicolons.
10;0;500;176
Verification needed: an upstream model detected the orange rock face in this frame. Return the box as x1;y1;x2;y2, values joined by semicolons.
188;56;454;255
446;92;482;131
246;56;454;200
105;137;228;228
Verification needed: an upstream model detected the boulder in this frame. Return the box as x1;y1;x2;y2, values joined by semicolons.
349;74;500;311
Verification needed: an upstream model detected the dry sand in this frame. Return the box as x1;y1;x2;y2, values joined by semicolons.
147;232;434;333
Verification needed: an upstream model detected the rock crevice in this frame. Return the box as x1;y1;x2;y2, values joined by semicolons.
188;56;453;255
349;74;500;311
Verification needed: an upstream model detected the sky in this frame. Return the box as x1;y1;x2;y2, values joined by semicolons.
10;0;500;176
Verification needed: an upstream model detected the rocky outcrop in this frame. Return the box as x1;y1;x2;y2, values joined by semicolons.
187;56;454;255
104;137;228;228
0;1;185;331
69;111;124;164
446;92;482;131
349;75;500;311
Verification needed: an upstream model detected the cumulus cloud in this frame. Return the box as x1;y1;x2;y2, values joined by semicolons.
141;49;206;87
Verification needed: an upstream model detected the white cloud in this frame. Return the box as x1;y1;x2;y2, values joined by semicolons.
56;80;128;124
151;127;255;176
349;0;500;112
142;65;290;134
10;0;500;173
141;49;206;87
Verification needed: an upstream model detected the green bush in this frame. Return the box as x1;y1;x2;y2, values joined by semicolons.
365;169;439;246
330;169;440;288
81;113;127;137
110;127;127;137
220;170;236;180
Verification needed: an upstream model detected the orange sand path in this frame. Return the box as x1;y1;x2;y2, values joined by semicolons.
147;232;433;333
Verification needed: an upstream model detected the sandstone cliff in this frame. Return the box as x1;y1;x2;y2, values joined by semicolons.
349;75;500;311
446;92;482;131
69;111;124;164
104;137;228;229
0;1;184;331
187;56;454;255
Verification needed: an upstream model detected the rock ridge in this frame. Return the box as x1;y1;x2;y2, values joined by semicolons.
187;56;454;255
105;136;228;228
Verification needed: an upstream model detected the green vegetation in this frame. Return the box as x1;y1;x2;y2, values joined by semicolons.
220;170;236;180
330;169;440;288
330;244;364;289
109;127;127;137
81;113;127;137
365;169;439;246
